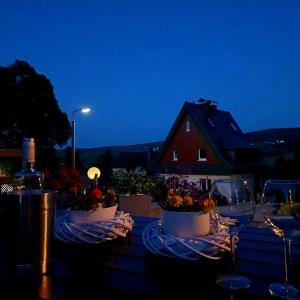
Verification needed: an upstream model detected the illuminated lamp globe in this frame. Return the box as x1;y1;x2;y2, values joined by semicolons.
87;167;101;180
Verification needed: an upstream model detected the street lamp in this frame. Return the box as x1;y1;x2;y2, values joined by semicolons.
71;107;90;169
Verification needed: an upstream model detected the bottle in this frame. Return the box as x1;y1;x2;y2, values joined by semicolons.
15;137;44;190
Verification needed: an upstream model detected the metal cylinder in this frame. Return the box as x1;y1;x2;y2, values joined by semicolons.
0;190;56;276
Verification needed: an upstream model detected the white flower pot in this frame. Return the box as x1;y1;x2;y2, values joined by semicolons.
70;204;118;224
161;209;210;237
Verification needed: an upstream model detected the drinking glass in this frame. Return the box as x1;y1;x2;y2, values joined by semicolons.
261;179;300;299
209;179;255;290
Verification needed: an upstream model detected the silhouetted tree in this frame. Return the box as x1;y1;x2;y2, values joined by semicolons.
0;60;71;169
286;149;300;179
96;149;114;186
269;156;289;179
37;147;60;171
63;146;85;173
293;149;300;178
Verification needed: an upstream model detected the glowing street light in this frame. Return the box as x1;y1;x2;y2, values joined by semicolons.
71;107;90;169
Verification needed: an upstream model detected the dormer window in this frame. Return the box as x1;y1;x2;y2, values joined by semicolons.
172;150;178;161
230;122;238;132
197;149;207;161
207;118;215;128
185;120;191;132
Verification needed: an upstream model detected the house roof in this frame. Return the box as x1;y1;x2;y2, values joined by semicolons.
154;101;262;173
186;101;252;149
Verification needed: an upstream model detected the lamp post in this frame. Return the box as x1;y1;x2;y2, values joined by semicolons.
71;107;90;169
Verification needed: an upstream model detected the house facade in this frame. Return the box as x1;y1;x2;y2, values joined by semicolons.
153;100;267;195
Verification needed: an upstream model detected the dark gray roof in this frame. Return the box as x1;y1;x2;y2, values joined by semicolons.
186;102;252;150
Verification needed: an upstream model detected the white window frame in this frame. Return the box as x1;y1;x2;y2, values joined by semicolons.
185;120;191;132
172;150;178;161
197;149;207;161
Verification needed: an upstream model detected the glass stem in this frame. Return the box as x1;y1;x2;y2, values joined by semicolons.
283;236;291;287
230;228;237;273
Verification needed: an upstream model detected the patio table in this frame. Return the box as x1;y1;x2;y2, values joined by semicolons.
0;215;299;299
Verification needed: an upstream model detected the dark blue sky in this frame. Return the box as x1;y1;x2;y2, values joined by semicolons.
1;0;300;148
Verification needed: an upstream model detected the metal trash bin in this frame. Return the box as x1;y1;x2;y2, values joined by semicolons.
0;190;56;276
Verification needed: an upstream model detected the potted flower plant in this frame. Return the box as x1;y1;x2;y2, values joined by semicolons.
111;168;164;216
158;174;215;237
44;164;118;223
68;185;118;223
43;163;84;208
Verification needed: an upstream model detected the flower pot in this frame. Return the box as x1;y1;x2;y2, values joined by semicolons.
161;209;210;237
119;194;158;216
69;204;118;224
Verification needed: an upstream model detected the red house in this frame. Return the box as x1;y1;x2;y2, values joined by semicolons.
154;100;266;192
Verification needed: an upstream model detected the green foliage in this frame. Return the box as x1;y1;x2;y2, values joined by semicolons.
0;160;15;176
111;168;164;197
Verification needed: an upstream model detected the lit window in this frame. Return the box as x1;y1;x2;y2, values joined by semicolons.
197;149;207;161
207;118;215;128
172;150;178;161
185;120;191;132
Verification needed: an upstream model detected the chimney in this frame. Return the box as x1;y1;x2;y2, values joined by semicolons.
197;98;218;112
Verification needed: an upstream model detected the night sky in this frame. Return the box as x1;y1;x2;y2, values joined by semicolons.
1;0;300;148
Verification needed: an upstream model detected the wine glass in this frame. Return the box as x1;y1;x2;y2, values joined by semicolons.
209;178;255;290
261;179;300;299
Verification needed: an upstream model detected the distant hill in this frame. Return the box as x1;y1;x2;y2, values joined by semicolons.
245;128;300;163
74;141;164;166
245;128;300;151
245;128;300;147
57;128;300;167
